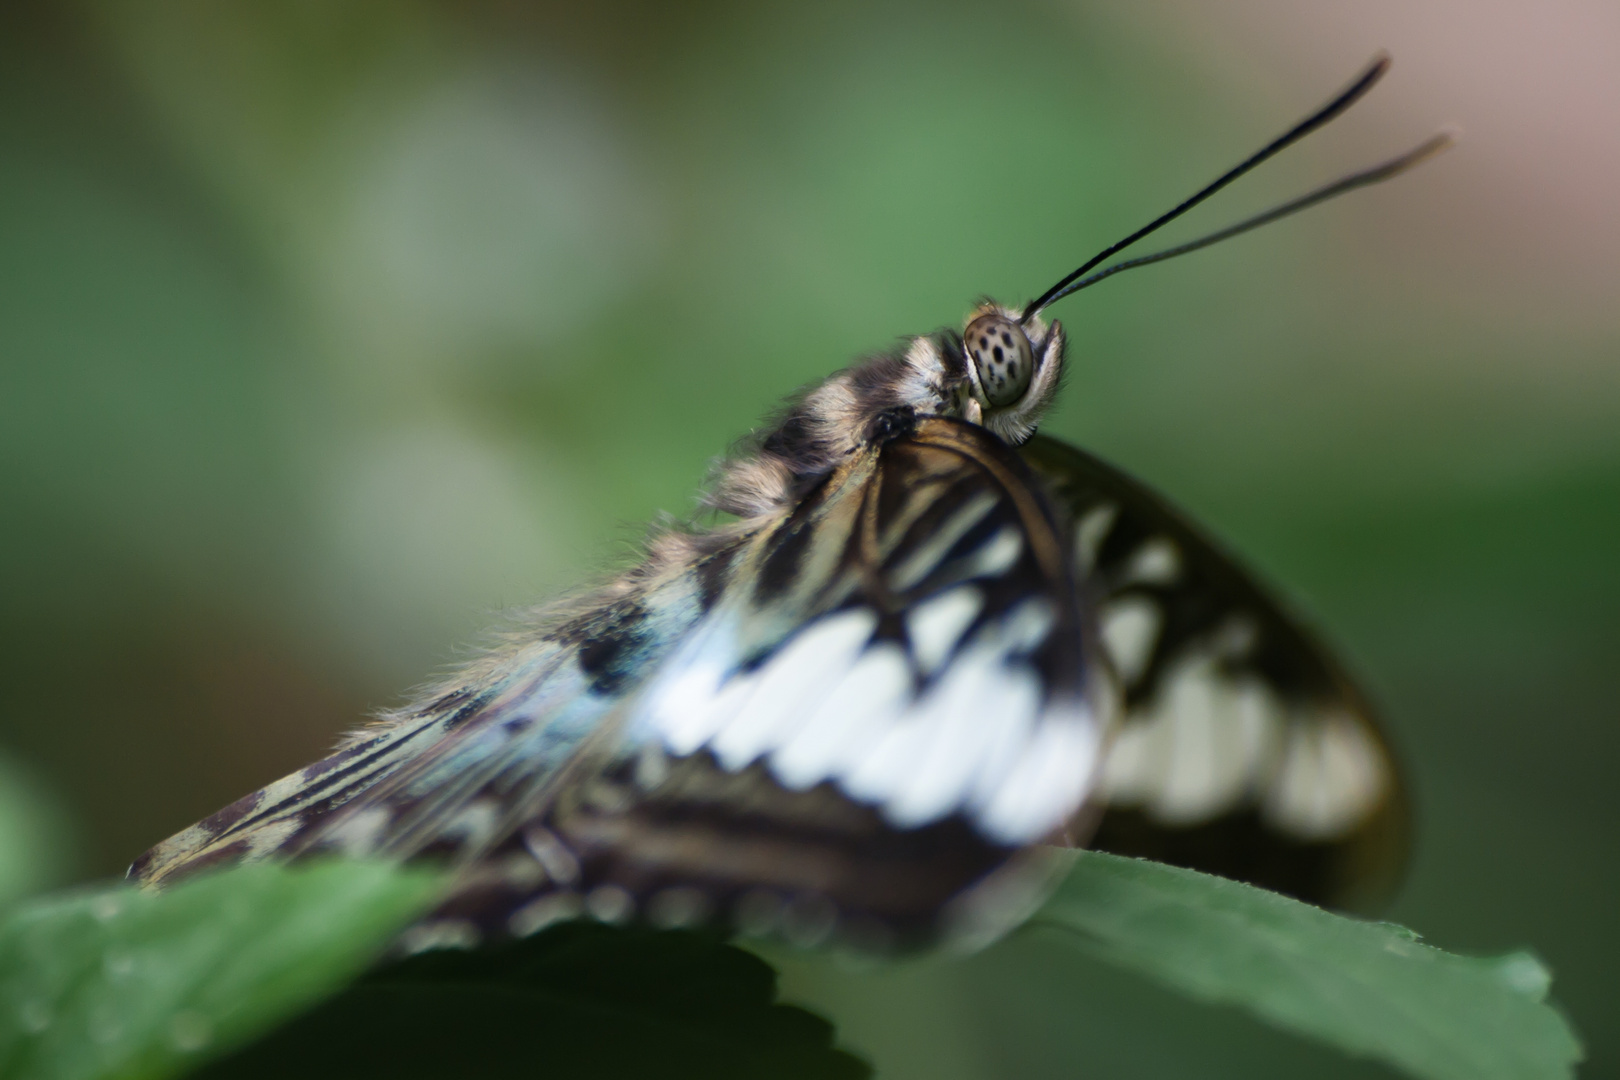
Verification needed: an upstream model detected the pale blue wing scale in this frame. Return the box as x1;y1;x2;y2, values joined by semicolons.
129;564;721;883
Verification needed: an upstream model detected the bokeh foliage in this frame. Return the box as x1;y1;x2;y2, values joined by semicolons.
0;1;1615;1076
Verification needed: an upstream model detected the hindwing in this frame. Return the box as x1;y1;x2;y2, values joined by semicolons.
1019;435;1408;910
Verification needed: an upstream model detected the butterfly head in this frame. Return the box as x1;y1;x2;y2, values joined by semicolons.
964;313;1033;407
950;302;1065;445
716;51;1448;521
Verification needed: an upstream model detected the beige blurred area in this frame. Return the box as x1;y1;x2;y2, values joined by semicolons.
1134;0;1620;317
1088;0;1620;494
1;2;1615;1077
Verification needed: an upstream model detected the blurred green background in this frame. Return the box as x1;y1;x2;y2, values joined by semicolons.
1;1;1615;1076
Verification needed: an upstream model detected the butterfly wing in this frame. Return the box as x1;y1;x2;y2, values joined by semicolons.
1018;434;1408;911
127;620;691;885
128;537;738;887
133;418;1117;951
512;418;1115;947
441;418;1115;949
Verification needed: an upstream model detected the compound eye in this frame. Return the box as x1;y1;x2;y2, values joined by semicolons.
964;315;1034;408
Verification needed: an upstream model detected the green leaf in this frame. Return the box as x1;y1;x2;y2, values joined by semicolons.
0;754;78;911
0;849;1579;1080
1032;850;1584;1080
195;921;870;1080
0;861;445;1080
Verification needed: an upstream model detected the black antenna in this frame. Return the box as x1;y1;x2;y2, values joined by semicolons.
1046;131;1454;299
1022;53;1429;321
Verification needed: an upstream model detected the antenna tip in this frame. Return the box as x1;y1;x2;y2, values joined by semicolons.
1418;128;1461;161
1335;53;1393;107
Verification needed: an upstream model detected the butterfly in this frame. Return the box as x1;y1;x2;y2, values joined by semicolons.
129;56;1448;953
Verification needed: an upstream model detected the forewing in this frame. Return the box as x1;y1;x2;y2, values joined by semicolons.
127;570;716;888
128;691;492;885
133;419;1113;952
468;418;1116;950
1019;434;1408;911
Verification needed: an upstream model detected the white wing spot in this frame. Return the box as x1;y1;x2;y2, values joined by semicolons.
671;672;756;757
1074;503;1118;574
1002;597;1055;652
966;524;1023;578
1154;668;1279;824
586;884;635;924
1100;718;1157;804
882;649;1042;828
769;644;912;791
1100;647;1285;825
634;743;670;790
1263;712;1388;840
242;817;302;861
321;806;391;856
493;852;545;889
964;684;1039;812
1122;537;1181;586
976;705;1100;844
891;492;999;591
398;920;481;954
768;593;1099;844
646;618;744;754
522;824;581;885
709;609;877;771
907;587;982;675
1100;597;1161;685
509;892;583;937
441;798;500;848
